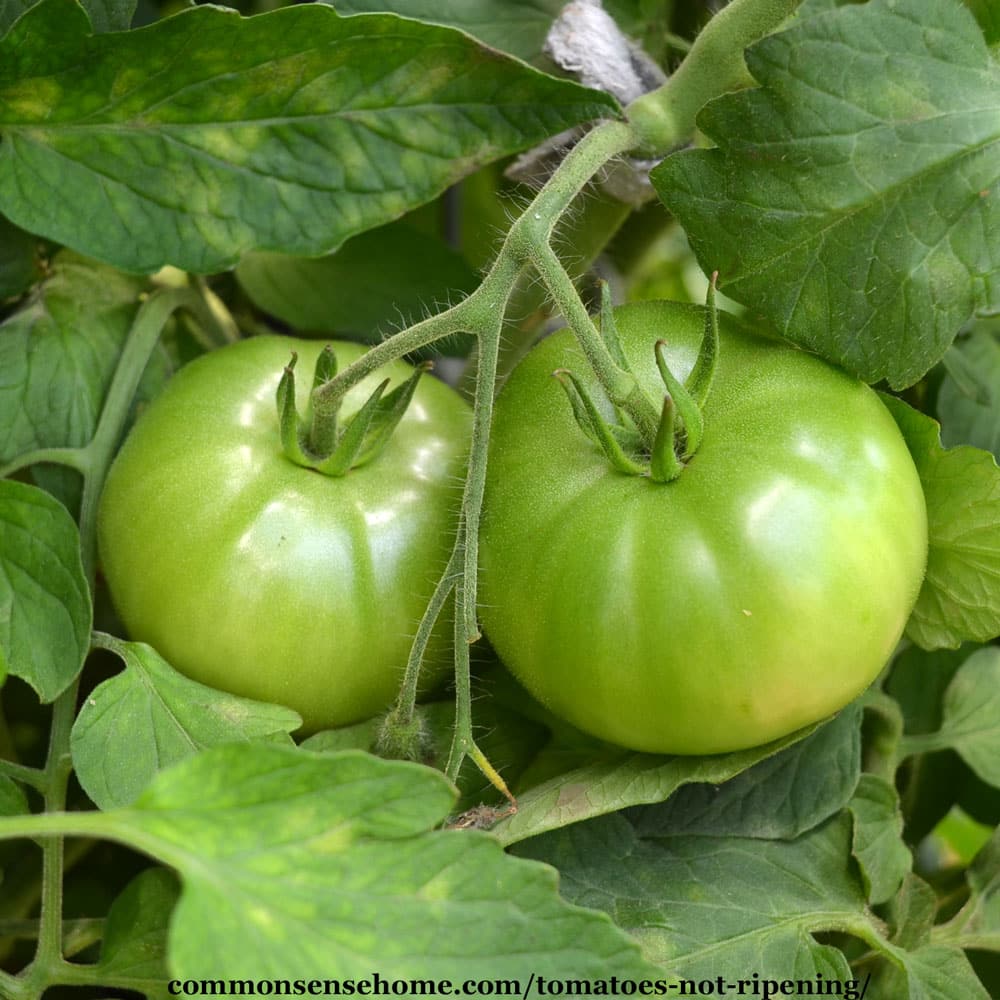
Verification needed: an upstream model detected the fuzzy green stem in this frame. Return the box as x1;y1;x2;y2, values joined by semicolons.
0;448;86;480
388;531;462;728
445;581;514;807
627;0;803;154
456;273;514;641
317;121;636;405
23;688;78;997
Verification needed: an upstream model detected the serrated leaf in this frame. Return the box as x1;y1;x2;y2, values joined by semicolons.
492;724;816;846
882;395;1000;648
515;812;865;978
871;945;991;999
938;330;1000;460
0;0;617;274
0;254;159;465
631;704;860;841
236;222;478;342
517;810;990;995
325;0;562;62
71;638;301;810
848;773;912;905
0;480;90;701
94;745;658;981
96;868;178;997
652;0;1000;389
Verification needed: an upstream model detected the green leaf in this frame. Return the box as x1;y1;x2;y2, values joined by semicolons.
0;0;618;274
887;874;936;950
96;867;178;996
491;724;816;846
0;0;134;33
631;704;861;840
0;480;90;701
325;0;562;63
0;213;40;299
0;253;167;470
938;329;1000;460
515;813;865;979
236;222;478;343
652;0;1000;389
848;773;912;906
882;395;1000;649
71;638;301;810
517;811;990;995
870;945;991;1000
98;745;658;981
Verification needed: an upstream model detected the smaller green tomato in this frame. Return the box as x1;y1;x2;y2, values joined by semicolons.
480;301;928;755
98;336;470;731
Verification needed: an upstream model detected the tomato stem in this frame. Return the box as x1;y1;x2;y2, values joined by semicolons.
626;0;804;154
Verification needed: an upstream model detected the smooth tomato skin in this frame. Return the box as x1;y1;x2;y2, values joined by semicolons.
479;301;927;755
98;336;470;732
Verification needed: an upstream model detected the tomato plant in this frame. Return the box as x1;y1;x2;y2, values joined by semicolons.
97;336;470;731
480;301;928;754
1;0;1000;997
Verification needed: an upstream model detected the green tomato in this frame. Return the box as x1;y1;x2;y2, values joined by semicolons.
98;336;470;732
479;301;927;755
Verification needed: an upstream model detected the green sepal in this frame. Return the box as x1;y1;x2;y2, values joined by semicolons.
353;362;431;469
315;363;431;476
553;369;646;477
275;353;315;467
306;346;341;456
312;345;338;391
655;340;704;458
649;394;683;483
277;350;427;476
315;378;391;476
687;273;720;409
598;281;630;370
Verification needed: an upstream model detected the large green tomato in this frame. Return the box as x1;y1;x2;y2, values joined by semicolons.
479;301;927;755
98;336;470;731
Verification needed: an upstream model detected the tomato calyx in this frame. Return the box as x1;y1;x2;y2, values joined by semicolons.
555;277;720;483
276;346;430;476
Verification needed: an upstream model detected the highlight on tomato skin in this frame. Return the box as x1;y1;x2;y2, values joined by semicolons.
479;300;929;756
96;335;472;733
